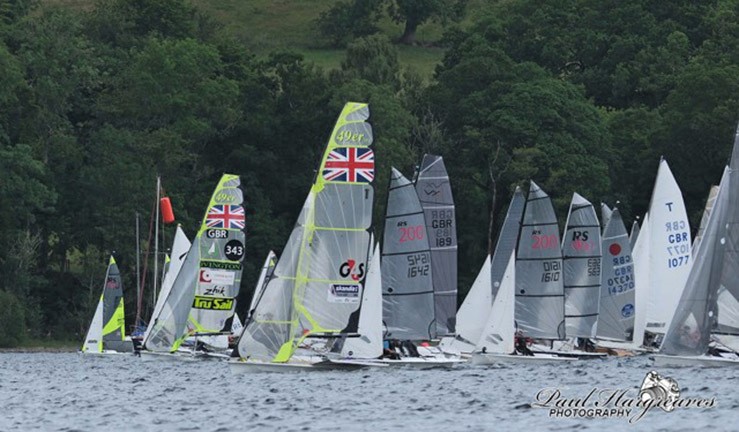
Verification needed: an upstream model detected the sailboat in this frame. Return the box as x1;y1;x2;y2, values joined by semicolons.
141;174;245;361
654;124;739;367
414;155;458;337
230;102;377;372
641;159;693;348
81;256;133;354
439;186;525;356
594;208;638;354
379;166;462;367
470;252;575;365
382;167;435;341
562;193;603;339
141;225;191;349
515;181;566;345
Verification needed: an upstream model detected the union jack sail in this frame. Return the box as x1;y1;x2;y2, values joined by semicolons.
322;147;375;183
205;205;245;229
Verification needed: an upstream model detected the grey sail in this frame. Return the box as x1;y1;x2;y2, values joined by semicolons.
601;203;613;231
491;186;526;299
693;185;720;253
629;220;640;250
596;208;636;342
515;181;565;339
562;193;603;338
415;154;458;336
382;167;435;340
662;124;739;356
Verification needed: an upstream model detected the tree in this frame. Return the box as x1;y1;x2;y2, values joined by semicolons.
315;0;384;47
389;0;467;45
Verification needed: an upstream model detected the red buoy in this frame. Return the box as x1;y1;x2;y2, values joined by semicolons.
160;197;175;224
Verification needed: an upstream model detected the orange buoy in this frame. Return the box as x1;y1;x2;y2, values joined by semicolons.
160;197;175;224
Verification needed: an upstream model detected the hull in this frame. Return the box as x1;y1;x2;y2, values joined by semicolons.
531;349;607;360
228;356;368;373
470;352;577;365
374;357;465;369
79;350;131;356
652;354;739;368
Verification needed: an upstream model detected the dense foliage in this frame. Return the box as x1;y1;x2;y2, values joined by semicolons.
0;0;736;345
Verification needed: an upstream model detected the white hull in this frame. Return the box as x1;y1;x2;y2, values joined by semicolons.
470;352;577;365
79;350;131;356
652;354;739;368
374;357;465;369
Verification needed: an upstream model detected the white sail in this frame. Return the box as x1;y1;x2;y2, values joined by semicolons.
631;212;650;347
601;203;613;230
82;296;104;353
476;252;515;355
248;251;278;314
341;243;382;359
143;225;191;344
453;256;491;348
629;220;640;250
645;159;692;336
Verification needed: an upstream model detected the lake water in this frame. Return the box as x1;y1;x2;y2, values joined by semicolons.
0;353;734;431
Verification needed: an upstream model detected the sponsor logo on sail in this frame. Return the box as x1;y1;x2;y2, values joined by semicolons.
201;260;242;270
328;284;360;303
621;303;634;317
199;268;235;285
339;259;365;281
192;295;234;310
532;371;714;423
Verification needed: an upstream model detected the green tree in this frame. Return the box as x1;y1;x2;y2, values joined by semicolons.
315;0;384;47
388;0;467;45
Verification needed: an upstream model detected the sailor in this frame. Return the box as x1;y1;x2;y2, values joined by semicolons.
514;330;533;356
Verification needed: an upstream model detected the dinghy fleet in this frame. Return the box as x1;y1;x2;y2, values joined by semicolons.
81;102;739;370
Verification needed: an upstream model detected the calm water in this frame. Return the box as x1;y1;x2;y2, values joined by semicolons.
0;353;735;431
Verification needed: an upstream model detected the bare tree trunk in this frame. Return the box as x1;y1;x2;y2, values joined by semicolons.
399;18;418;45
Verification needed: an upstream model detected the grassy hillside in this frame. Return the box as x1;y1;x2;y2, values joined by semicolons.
43;0;487;79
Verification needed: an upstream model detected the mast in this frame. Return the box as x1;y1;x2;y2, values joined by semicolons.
153;176;161;308
135;211;141;330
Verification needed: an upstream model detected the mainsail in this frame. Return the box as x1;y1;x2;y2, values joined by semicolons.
247;251;278;316
341;242;383;359
142;225;191;344
645;159;692;336
562;193;602;338
82;256;127;353
415;154;458;336
601;203;613;230
143;174;245;352
693;185;720;253
596;209;636;342
238;102;374;363
629;220;641;250
476;252;516;355
491;186;526;299
382;167;435;340
452;256;491;349
662;125;739;356
515;181;565;339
